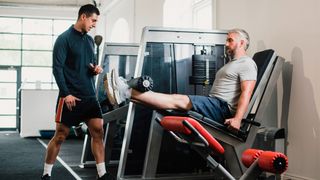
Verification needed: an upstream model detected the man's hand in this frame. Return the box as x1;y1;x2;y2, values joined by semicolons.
65;95;81;111
89;63;103;75
224;117;242;132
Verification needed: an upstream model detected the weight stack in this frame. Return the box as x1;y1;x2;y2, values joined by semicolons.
189;54;216;85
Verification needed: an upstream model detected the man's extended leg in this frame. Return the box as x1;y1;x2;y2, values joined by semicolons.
131;89;192;110
87;118;115;180
105;69;193;111
42;123;70;179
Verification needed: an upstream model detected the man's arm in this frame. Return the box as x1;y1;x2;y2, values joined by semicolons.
224;80;256;131
52;36;83;110
52;36;70;97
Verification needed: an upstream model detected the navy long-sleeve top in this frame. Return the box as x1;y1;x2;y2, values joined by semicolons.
53;25;96;98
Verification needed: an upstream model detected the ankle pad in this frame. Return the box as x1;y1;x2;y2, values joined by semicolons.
128;76;153;92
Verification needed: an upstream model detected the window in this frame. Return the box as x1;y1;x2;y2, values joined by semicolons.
22;19;52;34
0;16;74;129
0;68;17;129
0;17;21;33
54;19;74;35
0;34;21;49
22;51;52;66
20;18;73;89
0;50;21;66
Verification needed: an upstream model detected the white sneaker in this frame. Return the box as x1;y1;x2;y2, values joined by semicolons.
110;69;131;105
103;72;117;106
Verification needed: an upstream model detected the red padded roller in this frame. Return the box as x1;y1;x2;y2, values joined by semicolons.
258;151;288;174
160;116;224;155
241;149;264;168
161;116;192;134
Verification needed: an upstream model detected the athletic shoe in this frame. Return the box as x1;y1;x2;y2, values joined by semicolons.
104;72;117;106
41;174;50;180
110;69;130;105
97;172;115;180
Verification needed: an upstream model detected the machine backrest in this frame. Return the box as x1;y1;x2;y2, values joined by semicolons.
245;49;277;117
254;49;275;87
236;49;277;140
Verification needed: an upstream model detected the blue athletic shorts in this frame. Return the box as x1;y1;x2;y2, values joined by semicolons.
188;95;232;124
55;97;103;127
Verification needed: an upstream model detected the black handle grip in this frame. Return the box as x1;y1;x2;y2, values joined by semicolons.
242;119;261;127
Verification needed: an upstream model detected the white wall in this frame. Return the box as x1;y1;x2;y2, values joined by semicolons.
99;0;164;43
216;0;320;179
99;0;135;42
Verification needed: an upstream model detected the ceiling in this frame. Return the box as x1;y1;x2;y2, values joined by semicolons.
0;0;96;7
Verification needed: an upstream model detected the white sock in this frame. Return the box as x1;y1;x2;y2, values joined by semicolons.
43;163;53;176
96;162;106;178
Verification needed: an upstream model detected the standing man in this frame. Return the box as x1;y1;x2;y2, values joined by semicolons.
41;4;114;180
105;28;257;132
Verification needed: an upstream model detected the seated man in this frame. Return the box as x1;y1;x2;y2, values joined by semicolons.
104;28;257;132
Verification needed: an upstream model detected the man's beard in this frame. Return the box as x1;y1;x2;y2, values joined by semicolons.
226;47;235;60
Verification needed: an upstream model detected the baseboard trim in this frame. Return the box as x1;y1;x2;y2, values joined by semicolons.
283;173;316;180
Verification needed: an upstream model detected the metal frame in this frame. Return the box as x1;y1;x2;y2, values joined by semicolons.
117;27;285;180
118;26;228;180
80;42;139;167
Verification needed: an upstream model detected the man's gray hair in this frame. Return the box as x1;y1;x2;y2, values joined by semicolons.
228;28;250;50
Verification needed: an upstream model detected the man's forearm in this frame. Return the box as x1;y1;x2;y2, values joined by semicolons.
234;93;250;121
53;68;70;96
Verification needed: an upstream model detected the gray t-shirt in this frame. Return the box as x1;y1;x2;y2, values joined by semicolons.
209;56;257;114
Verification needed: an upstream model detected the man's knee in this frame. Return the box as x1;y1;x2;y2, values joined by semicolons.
88;121;104;139
52;123;69;145
91;127;104;137
53;134;67;145
172;94;192;110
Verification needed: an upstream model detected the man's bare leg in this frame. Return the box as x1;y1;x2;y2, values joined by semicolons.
87;118;105;163
43;123;70;176
87;118;107;178
131;89;193;111
106;71;192;111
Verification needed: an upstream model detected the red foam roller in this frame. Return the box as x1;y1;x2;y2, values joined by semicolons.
241;149;264;168
161;116;192;134
258;151;288;174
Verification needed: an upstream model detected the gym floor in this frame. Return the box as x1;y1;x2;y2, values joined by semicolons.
0;131;113;180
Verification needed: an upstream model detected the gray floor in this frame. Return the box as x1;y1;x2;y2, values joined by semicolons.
0;131;109;180
41;136;101;180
